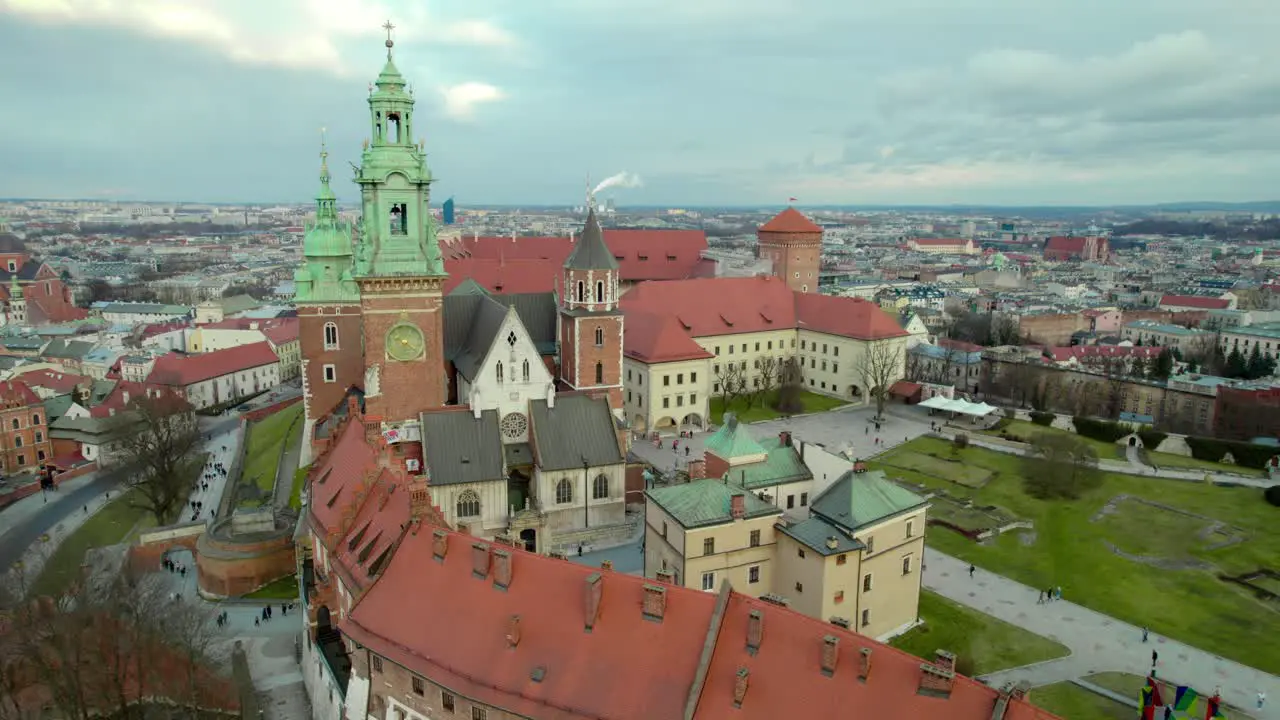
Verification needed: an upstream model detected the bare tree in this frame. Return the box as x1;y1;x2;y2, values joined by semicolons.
112;394;203;526
713;361;747;413
756;356;781;400
774;357;806;414
1020;432;1102;500
857;340;904;420
990;314;1021;346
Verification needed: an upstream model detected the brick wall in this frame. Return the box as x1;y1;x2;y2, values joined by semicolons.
299;304;365;423
242;394;303;423
0;461;97;511
358;648;524;720
359;289;446;422
196;531;297;597
758;230;821;293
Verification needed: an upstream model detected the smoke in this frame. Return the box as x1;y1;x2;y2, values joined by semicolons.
592;172;644;195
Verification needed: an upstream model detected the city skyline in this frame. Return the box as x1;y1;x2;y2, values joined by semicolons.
1;1;1279;206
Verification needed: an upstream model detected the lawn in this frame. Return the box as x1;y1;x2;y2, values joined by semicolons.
289;465;311;510
1146;451;1266;478
1093;497;1242;559
978;419;1126;461
30;488;151;597
880;452;993;488
1030;682;1133;720
890;590;1069;675
709;389;846;424
1085;672;1256;719
243;574;300;600
870;437;1280;674
239;403;304;507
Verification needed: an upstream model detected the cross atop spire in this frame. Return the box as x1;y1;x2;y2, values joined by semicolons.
319;127;330;183
383;20;396;58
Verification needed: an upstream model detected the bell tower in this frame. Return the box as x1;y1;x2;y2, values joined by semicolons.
352;22;448;422
557;202;623;411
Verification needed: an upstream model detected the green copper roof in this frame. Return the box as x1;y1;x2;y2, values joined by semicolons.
777;517;866;556
374;57;407;95
811;470;927;533
645;478;781;529
296;140;359;304
724;437;812;490
565;208;619;271
704;413;766;460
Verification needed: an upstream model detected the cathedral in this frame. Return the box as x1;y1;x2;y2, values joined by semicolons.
294;35;629;553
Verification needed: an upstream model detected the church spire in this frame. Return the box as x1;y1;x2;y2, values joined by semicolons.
316;128;337;221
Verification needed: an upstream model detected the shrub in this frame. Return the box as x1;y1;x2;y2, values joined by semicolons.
1029;411;1055;427
1266;485;1280;507
1071;416;1130;443
1186;437;1276;469
1138;430;1167;449
1003;408;1016;420
952;434;970;453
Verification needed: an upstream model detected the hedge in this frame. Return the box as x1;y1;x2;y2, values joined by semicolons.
1071;416;1131;443
1029;411;1055;427
1266;485;1280;508
1185;437;1277;470
1138;430;1168;449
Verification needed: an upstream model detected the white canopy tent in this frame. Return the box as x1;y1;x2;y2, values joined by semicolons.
919;396;996;416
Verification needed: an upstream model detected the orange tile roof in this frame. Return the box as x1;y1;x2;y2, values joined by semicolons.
0;380;40;407
15;368;92;394
624;311;715;363
147;342;279;386
795;293;910;341
260;317;299;346
89;381;190;418
759;207;822;234
443;257;562;294
328;466;411;593
1159;294;1231;310
307;419;381;538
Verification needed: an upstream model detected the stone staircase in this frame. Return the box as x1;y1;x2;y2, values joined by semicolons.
547;513;641;555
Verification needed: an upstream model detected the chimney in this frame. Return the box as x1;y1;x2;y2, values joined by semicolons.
732;667;749;708
829;617;851;630
432;529;448;560
745;610;763;655
825;536;839;550
655;570;674;584
779;430;792;447
821;635;840;677
641;584;666;622
858;648;872;682
471;543;490;579
410;482;430;520
934;650;956;675
759;594;789;608
506;615;522;648
687;458;706;480
584;572;603;632
918;663;955;698
493;549;512;590
730;492;746;520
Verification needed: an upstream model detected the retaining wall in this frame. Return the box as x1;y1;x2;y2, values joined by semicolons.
0;461;99;511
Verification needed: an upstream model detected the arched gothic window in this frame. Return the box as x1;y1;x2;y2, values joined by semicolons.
456;490;481;518
496;361;504;384
594;326;604;347
592;474;609;500
595;362;604;384
522;359;530;381
596;280;605;303
576;281;586;303
556;478;573;504
323;322;339;350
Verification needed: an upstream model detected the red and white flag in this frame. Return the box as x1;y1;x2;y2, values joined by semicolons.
788;197;798;202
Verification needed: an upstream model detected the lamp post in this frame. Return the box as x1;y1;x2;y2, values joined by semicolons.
582;457;590;530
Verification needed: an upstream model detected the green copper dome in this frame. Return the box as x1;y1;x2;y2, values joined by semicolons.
301;145;352;258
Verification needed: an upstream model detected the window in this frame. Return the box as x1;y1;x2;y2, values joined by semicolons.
37;450;45;461
596;280;605;303
496;361;504;383
800;492;808;506
836;554;847;566
663;375;670;386
32;414;40;426
755;342;760;351
906;520;914;538
371;656;383;673
442;692;455;711
797;548;806;559
690;371;697;382
833;363;838;373
729;345;734;354
323;364;336;383
577;281;586;303
748;566;760;584
801;340;806;350
412;676;425;695
677;373;684;384
662;521;668;539
740;344;746;352
749;530;760;547
16;455;24;466
10;419;17;430
714;346;720;355
861;609;870;627
690;393;697;404
472;708;487;720
834;346;839;356
663;397;670;409
823;343;828;353
556;479;573;504
13;437;21;448
863;574;873;592
701;572;715;591
676;395;684;407
902;555;913;575
595;326;604;346
795;582;804;593
456;490;481;518
767;341;773;350
595;362;604;384
786;495;795;509
323;322;338;349
34;431;42;443
390;203;408;235
703;537;715;555
592;474;609;499
522;359;530;381
834;590;845;604
865;536;875;554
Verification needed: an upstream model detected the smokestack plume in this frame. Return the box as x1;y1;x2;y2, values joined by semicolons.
592;171;643;195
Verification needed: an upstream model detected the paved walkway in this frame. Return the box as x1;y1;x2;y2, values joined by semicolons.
923;549;1276;718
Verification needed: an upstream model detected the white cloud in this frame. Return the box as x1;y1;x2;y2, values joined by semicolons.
440;82;504;119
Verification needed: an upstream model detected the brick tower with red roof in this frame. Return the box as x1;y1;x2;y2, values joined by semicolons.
558;207;624;411
757;207;822;293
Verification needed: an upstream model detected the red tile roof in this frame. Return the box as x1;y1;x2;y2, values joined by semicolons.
1044;236;1087;253
342;528;1058;720
624;311;716;363
0;380;41;407
147;342;279;386
89;381;190;418
759;208;822;234
259;317;299;346
795;293;910;341
912;238;969;246
1159;294;1231;310
307;418;381;538
14;368;92;394
443;258;562;294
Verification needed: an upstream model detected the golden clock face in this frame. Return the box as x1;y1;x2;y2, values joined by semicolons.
386;323;425;361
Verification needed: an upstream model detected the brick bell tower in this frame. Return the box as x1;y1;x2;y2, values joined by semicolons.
352;25;448;423
757;206;823;293
558;203;624;411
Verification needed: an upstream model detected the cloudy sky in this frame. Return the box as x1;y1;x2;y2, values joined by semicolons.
1;0;1278;206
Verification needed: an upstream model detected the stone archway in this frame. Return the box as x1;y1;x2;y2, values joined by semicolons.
849;384;864;401
655;416;677;430
681;413;704;429
633;414;648;435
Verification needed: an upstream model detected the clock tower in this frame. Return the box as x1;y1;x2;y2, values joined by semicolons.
558;205;624;412
352;25;448;422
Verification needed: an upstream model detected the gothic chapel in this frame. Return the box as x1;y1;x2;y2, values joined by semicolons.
296;29;629;553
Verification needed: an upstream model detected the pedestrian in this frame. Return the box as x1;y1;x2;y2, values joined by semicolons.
865;426;869;435
685;445;690;457
180;567;186;578
281;603;288;616
1163;706;1172;720
968;564;975;578
578;543;584;557
1037;590;1044;604
83;505;88;514
1045;586;1053;602
1142;627;1149;643
1259;691;1267;709
254;617;259;627
1152;649;1158;666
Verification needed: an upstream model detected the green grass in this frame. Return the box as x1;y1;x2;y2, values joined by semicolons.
243;574;300;600
1146;451;1266;477
890;590;1069;675
1030;682;1134;720
880;452;993;488
29;488;151;597
239;403;303;507
1084;672;1257;719
709;390;846;424
871;437;1280;674
978;419;1126;460
289;464;310;510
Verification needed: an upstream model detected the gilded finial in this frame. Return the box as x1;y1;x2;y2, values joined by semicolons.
362;138;370;151
383;20;396;58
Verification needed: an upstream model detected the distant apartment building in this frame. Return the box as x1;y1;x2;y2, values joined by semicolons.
147;342;281;409
1159;294;1235;312
1121;321;1210;354
96;301;193;325
906;237;977;255
0;380;54;474
1220;323;1280;363
1007;311;1090;346
1043;236;1109;262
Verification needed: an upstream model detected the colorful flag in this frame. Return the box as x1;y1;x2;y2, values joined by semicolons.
1174;686;1199;713
1139;686;1155;720
1148;676;1165;708
1205;694;1226;719
788;197;798;202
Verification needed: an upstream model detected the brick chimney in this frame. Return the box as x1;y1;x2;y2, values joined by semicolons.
493;549;512;590
655;570;674;584
730;492;746;520
410;481;431;520
584;573;603;632
745;610;763;655
732;667;749;708
641;584;666;622
821;635;839;677
432;529;448;561
471;543;490;579
917;663;955;698
687;458;706;480
934;650;956;675
829;617;851;630
858;648;872;682
506;615;521;648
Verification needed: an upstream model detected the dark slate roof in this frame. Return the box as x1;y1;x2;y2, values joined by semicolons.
529;394;623;471
0;233;27;254
564;208;619;271
419;409;505;486
444;290;558;375
42;339;96;360
777;516;866;556
450;296;509;382
0;262;44;282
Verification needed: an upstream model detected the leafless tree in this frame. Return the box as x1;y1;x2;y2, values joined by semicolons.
990;314;1021;346
112;394;203;525
756;356;781;399
857;340;904;420
774;357;806;414
714;361;747;413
